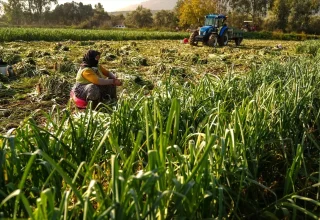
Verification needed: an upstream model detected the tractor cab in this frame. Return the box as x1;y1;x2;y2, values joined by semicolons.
204;14;226;27
242;21;257;32
189;13;243;47
199;14;227;37
189;14;229;47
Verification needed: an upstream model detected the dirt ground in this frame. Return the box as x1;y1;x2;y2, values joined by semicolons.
0;39;300;134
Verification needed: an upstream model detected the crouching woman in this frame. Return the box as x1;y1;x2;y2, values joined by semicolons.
72;50;122;108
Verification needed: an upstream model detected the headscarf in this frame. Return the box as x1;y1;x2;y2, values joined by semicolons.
81;50;101;67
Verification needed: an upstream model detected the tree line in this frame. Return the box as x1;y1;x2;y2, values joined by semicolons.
177;0;320;34
1;0;319;34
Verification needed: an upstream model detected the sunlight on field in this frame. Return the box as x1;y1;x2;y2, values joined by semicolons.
0;38;320;219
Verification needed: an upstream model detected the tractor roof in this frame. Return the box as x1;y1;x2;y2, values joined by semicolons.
205;14;227;19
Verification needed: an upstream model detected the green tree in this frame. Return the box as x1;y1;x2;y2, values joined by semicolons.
153;10;178;29
32;0;57;16
229;0;268;22
271;0;290;31
50;2;93;25
93;3;110;20
307;15;320;34
86;3;111;28
287;0;319;32
1;0;24;24
52;2;81;25
78;2;94;20
124;6;153;28
9;0;58;23
110;13;125;26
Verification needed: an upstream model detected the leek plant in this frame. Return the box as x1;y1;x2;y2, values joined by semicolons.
1;47;320;219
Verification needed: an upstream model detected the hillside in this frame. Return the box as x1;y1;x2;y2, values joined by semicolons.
109;10;161;16
118;0;178;11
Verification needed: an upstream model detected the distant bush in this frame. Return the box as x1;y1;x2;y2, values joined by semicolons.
243;31;273;39
272;30;285;40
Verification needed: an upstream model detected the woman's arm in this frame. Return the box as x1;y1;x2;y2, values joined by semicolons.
99;65;116;79
82;69;114;85
99;65;122;86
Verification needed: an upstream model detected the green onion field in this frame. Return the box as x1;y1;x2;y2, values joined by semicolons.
0;31;320;219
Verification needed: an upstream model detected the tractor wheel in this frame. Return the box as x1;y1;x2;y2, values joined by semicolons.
235;37;243;46
218;31;229;46
203;40;208;46
189;31;198;46
207;34;218;47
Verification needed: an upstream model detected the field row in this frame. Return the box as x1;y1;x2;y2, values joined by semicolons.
0;28;189;42
0;28;319;42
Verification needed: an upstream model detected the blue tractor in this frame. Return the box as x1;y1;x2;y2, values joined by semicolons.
189;14;243;47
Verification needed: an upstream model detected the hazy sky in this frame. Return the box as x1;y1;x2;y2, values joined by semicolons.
58;0;145;12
